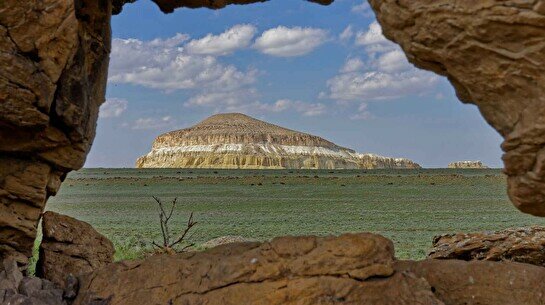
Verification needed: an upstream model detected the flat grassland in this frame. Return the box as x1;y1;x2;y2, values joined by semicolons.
45;168;545;261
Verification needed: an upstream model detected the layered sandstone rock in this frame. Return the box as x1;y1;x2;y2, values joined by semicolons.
368;0;545;215
448;161;488;169
73;233;545;305
73;233;443;305
0;0;111;263
37;212;114;287
136;113;421;169
428;226;545;266
396;259;545;305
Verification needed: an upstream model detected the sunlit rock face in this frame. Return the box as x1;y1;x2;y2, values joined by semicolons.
0;0;111;263
136;113;421;169
369;0;545;216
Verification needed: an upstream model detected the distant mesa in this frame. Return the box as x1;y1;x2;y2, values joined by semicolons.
136;113;421;169
448;161;488;169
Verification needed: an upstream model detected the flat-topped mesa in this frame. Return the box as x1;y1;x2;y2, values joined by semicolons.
152;113;346;149
136;113;421;169
448;161;488;169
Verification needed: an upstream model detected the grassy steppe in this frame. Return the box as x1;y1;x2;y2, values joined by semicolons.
45;168;545;261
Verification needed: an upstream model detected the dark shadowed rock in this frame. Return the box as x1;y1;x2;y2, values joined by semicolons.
74;233;443;305
19;277;43;297
37;212;114;287
429;226;545;266
0;258;68;305
0;258;23;292
113;0;333;14
397;259;545;305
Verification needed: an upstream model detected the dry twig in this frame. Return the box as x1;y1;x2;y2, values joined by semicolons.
151;196;197;253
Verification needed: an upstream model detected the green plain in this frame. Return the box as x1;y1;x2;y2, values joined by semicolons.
44;168;545;261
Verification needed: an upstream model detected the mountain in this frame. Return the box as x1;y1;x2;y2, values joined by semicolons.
136;113;421;169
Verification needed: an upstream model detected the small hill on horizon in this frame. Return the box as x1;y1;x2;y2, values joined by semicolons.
448;161;489;169
136;113;421;169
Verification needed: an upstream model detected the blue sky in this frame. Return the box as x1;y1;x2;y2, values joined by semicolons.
86;0;503;168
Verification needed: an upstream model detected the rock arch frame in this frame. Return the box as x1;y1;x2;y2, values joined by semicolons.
0;0;544;263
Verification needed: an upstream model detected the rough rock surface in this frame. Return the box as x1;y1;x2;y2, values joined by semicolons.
0;0;111;263
136;113;421;169
113;0;333;14
37;212;114;287
0;258;69;305
397;259;545;305
448;161;488;169
428;226;545;266
368;0;545;215
73;233;443;305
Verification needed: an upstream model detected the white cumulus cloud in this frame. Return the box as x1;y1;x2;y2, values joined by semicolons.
185;92;326;117
253;26;328;57
351;1;372;16
185;89;259;110
100;98;128;118
340;57;365;73
375;49;412;73
339;25;354;42
325;21;439;102
350;103;372;120
128;116;176;130
355;21;396;54
109;34;256;92
185;24;257;56
269;99;327;117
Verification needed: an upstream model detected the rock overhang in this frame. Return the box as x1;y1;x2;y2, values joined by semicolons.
113;0;334;14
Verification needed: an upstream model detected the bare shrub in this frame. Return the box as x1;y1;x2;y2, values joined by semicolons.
151;196;197;254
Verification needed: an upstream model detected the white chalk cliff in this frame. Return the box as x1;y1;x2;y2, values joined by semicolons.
448;161;488;169
136;113;421;169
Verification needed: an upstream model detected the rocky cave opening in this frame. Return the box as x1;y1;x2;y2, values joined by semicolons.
0;0;544;304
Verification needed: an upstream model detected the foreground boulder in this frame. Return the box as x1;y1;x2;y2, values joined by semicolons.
369;0;545;215
37;212;114;287
397;259;545;305
74;233;443;305
0;258;67;305
428;226;545;266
